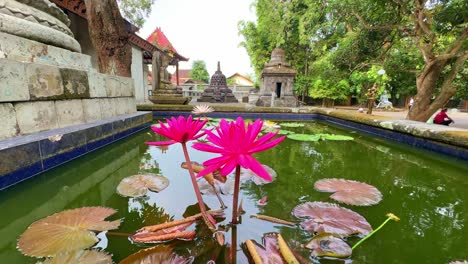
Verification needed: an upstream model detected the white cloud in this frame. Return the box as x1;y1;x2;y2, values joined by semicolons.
138;0;256;77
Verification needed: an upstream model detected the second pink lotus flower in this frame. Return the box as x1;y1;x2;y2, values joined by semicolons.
192;117;285;181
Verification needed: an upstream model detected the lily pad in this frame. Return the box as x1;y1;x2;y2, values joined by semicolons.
305;234;352;258
240;165;277;185
279;122;305;128
117;174;169;197
42;250;112;264
120;245;192;264
198;175;235;195
131;221;195;243
18;207;121;257
277;129;295;135
314;178;383;206
287;134;321;142
244;233;283;263
292;202;372;237
320;134;354;141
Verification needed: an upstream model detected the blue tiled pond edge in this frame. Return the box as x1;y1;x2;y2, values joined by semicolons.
0;112;152;190
151;110;468;161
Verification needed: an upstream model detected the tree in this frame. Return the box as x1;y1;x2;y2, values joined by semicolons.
407;0;467;121
85;0;131;77
117;0;154;28
240;0;467;121
85;0;154;77
190;60;210;83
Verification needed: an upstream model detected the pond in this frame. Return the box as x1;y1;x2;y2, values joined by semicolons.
0;119;467;263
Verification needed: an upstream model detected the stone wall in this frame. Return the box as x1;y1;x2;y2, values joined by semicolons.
0;32;137;140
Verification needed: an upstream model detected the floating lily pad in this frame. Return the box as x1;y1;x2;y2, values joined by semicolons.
314;178;383;206
120;245;192;264
279;122;305;128
117;174;169;197
292;202;372;236
305;234;352;258
287;134;321;142
277;129;295;135
198;175;235;195
244;233;283;263
320;134;354;141
42;250;112;264
240;165;277;185
18;207;121;257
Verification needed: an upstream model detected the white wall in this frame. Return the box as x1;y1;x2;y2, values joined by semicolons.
131;46;145;103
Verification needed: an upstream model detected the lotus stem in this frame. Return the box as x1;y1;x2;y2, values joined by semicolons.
181;143;216;232
251;214;296;226
352;213;400;250
138;209;223;232
132;230;196;243
277;234;299;264
246;239;262;264
231;165;242;224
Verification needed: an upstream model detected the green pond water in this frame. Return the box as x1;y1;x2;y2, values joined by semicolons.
0;120;467;263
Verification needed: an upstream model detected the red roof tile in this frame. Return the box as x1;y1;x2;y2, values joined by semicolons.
146;27;188;61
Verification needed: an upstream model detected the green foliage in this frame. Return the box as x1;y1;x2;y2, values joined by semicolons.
117;0;154;28
190;60;210;83
239;0;467;107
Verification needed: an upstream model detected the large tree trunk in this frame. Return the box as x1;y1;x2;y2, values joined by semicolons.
407;54;467;121
85;0;131;77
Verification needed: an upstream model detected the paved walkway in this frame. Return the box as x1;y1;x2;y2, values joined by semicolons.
348;109;468;130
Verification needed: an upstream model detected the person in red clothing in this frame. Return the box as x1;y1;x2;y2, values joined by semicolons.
433;108;454;126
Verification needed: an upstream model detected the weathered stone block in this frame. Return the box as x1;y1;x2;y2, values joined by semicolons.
55;100;85;127
27;64;64;99
15;101;58;134
0;59;30;102
82;99;102;122
88;72;107;98
119;76;135;97
0;32;92;70
105;76;121;97
126;97;137;114
60;68;90;98
99;98;117;119
0;103;18;140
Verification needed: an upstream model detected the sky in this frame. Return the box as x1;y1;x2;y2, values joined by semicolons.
138;0;256;77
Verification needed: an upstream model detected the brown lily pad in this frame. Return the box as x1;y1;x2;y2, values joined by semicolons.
17;207;121;257
314;178;383;206
119;245;192;264
42;250;112;264
117;174;169;197
245;233;284;263
292;202;372;237
305;234;352;258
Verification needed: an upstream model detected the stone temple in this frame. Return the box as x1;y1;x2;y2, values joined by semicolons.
198;62;238;103
256;48;297;107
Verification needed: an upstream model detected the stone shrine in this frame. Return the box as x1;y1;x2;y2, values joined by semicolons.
148;50;190;104
256;48;297;107
198;62;238;103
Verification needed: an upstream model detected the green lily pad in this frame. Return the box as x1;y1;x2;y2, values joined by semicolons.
320;134;354;141
277;129;295;135
279;122;305;128
117;174;169;197
287;134;321;142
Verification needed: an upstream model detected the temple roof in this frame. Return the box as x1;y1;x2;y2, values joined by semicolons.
146;27;188;61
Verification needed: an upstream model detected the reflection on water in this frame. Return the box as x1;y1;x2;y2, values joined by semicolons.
0;121;467;263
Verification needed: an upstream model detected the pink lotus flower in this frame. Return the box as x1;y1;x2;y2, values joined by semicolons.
146;115;216;231
193;117;285;181
146;116;208;146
